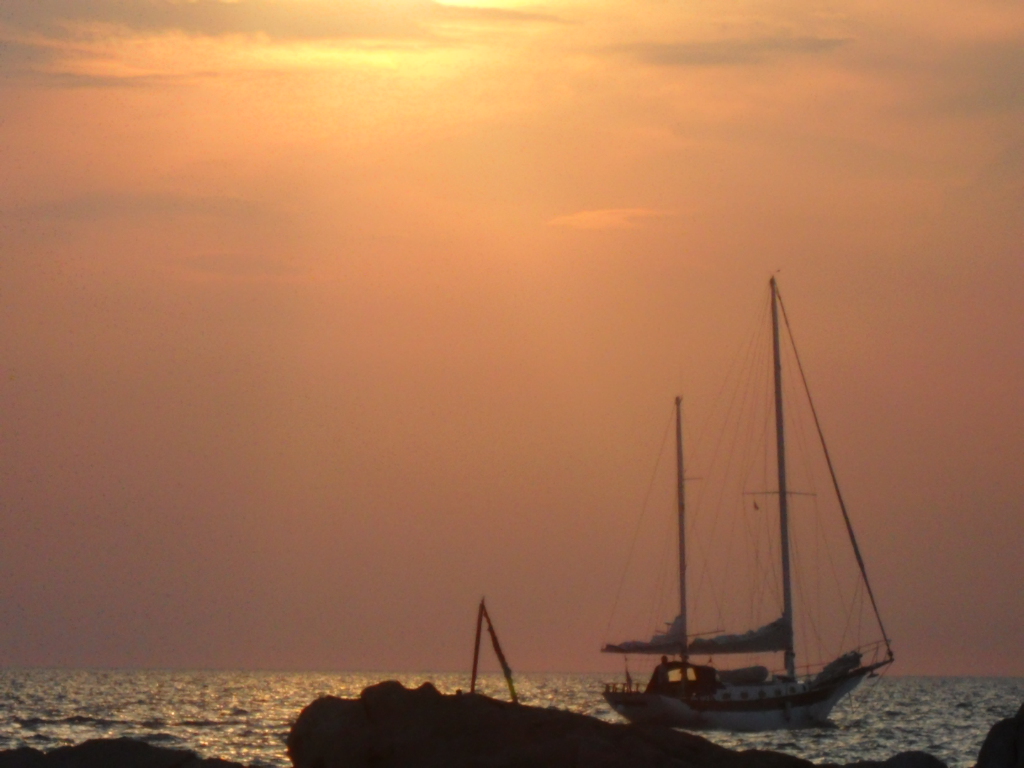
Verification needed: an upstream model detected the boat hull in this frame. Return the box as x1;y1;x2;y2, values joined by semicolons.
603;672;867;731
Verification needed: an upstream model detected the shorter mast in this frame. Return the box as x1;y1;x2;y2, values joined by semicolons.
770;277;796;679
675;396;688;659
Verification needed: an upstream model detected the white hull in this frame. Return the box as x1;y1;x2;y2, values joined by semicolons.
604;672;866;731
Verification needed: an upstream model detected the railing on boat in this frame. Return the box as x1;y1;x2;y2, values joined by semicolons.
604;681;641;694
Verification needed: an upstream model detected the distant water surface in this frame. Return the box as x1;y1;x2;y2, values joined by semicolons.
0;671;1019;768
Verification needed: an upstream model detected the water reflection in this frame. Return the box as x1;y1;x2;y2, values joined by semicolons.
0;671;1019;768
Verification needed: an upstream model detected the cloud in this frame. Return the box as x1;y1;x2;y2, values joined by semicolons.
0;1;565;85
0;0;422;41
0;36;214;86
617;35;851;67
548;208;673;230
0;0;560;43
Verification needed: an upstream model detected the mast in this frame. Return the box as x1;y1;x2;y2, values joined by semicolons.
675;396;688;659
770;277;796;679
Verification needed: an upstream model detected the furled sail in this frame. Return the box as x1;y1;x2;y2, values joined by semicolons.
602;614;688;655
687;617;791;655
603;615;791;656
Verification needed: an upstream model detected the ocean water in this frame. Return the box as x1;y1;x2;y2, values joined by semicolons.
0;671;1020;768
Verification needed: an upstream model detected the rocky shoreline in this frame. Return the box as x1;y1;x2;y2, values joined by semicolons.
1;681;1020;768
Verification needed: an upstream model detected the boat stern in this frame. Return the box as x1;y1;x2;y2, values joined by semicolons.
602;683;706;728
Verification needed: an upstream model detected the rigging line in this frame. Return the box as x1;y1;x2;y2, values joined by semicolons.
793;372;856;633
812;491;853;658
722;301;770;626
791;524;826;668
783;357;838;659
646;508;677;635
735;317;773;624
740;331;774;623
737;318;774;496
755;315;780;622
786;353;858;646
718;332;760;627
749;311;783;619
749;336;776;627
726;294;782;619
729;297;775;620
690;295;770;628
835;579;862;657
776;287;893;659
757;324;783;614
603;404;675;643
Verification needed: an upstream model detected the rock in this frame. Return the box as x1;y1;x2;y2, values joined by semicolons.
286;680;819;768
0;748;46;768
976;702;1024;768
285;693;371;768
881;752;948;768
0;738;247;768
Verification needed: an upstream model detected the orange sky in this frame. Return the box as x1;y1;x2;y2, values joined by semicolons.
0;0;1021;675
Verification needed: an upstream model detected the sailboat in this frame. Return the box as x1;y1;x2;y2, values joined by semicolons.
602;277;894;730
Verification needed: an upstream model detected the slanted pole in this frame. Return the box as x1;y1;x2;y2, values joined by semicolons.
469;598;518;703
470;599;485;693
481;602;518;703
675;396;688;660
771;277;796;679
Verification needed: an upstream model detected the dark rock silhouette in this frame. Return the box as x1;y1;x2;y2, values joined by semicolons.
881;752;948;768
976;703;1024;768
0;738;246;768
287;680;824;768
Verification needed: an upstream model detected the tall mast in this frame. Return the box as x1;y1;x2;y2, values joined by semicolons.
770;277;796;679
675;396;688;659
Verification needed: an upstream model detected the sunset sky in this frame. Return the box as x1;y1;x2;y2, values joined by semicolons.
0;0;1021;675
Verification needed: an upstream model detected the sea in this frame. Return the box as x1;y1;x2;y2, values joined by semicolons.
0;671;1020;768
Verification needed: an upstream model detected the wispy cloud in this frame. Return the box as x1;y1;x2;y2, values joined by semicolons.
0;0;425;42
0;1;565;84
0;0;561;43
617;35;851;67
548;208;673;230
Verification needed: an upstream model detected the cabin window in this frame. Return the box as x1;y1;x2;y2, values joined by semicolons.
758;690;766;699
740;691;749;700
722;693;731;701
